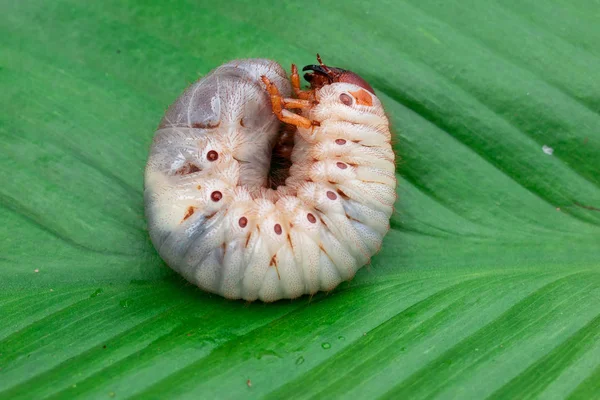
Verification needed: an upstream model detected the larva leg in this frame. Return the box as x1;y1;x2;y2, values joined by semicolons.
283;98;313;109
261;76;314;129
280;110;313;129
291;64;312;100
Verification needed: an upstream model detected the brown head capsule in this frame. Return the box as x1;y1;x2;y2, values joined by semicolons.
302;54;375;94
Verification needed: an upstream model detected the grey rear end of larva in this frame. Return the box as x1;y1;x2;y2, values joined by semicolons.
144;59;290;286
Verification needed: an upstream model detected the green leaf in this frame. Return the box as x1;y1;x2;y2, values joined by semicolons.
1;0;599;398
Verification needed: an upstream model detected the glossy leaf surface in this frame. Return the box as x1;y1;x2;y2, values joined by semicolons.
1;0;599;398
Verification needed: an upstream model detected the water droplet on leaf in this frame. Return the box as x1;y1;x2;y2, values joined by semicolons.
119;299;132;308
255;350;281;361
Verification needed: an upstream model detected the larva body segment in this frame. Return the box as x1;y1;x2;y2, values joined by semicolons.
144;57;396;302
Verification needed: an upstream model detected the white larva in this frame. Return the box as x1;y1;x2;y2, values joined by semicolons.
144;56;396;302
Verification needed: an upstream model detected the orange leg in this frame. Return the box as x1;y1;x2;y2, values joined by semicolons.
291;64;312;100
283;98;312;109
261;76;314;129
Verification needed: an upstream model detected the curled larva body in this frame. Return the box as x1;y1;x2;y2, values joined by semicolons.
144;57;396;302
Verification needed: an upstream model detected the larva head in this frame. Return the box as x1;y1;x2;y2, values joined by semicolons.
302;56;386;125
302;55;375;94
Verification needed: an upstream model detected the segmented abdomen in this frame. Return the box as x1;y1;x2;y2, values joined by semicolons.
144;59;396;302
